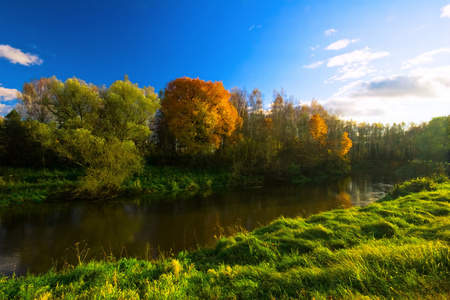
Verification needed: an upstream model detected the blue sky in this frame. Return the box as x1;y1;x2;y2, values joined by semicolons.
1;0;450;124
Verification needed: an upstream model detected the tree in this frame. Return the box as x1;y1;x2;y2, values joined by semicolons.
99;78;159;146
339;132;353;157
414;116;449;161
309;114;328;145
17;77;54;123
46;77;102;130
17;76;160;196
160;77;241;155
0;110;46;167
34;124;142;195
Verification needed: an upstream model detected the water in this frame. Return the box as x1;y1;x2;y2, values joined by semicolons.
0;174;396;276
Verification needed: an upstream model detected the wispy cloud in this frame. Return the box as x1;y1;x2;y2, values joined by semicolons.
311;45;319;51
402;48;450;69
328;62;377;81
440;4;450;18
0;85;19;101
0;44;43;66
325;39;358;50
327;47;390;67
325;47;389;81
325;28;337;36
249;25;262;31
303;61;324;69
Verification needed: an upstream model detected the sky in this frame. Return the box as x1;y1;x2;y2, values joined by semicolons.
1;0;450;124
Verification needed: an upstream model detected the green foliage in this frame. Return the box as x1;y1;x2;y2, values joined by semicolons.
396;159;450;178
99;79;159;145
414;116;449;161
0;110;46;168
14;76;159;197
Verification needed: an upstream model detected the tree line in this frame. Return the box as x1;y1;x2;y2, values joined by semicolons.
0;76;448;195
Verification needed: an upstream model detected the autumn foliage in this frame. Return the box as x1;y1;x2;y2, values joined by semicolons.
161;77;241;154
339;132;353;157
309;114;328;145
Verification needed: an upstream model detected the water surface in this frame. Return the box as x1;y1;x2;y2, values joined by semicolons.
0;174;396;276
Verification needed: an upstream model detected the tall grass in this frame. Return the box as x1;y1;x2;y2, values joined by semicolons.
1;177;449;299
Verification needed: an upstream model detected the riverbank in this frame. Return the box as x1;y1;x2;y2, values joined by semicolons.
1;165;345;207
1;176;449;299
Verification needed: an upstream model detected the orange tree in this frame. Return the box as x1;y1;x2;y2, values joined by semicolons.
160;77;241;155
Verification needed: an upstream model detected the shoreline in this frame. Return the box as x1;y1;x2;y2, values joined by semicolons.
0;176;449;298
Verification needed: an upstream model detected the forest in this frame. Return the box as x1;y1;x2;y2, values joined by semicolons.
0;76;448;201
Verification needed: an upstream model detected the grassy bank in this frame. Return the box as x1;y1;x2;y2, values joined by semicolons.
1;176;449;299
0;168;82;207
1;164;334;207
0;166;262;207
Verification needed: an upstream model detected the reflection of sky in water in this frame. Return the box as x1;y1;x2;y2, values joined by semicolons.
0;174;397;276
0;253;20;275
346;175;394;207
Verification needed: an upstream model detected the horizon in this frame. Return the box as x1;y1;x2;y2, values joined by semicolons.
1;0;450;125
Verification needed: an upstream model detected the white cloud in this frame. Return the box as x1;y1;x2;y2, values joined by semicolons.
0;103;15;116
440;4;450;18
249;25;262;31
311;45;319;51
327;47;390;67
303;61;324;69
0;85;19;101
325;39;358;50
324;65;450;124
328;62;377;81
0;44;43;66
333;74;434;98
325;28;337;36
402;48;450;69
325;47;390;81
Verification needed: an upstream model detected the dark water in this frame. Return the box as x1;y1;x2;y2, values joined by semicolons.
0;174;396;276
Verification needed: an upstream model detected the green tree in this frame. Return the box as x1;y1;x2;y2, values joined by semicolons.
0;110;46;167
99;78;159;147
34;124;142;195
47;77;102;130
18;76;159;196
414;116;449;162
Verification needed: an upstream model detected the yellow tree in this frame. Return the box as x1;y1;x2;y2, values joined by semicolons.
339;132;353;157
309;114;328;145
161;77;241;154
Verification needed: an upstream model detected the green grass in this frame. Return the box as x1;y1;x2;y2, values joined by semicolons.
0;166;253;207
0;168;82;207
1;177;449;299
0;164;347;207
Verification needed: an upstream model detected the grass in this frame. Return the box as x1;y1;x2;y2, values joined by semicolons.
1;176;449;299
0;165;276;207
0;168;82;207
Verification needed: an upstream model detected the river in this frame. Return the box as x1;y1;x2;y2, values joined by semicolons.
0;173;396;276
